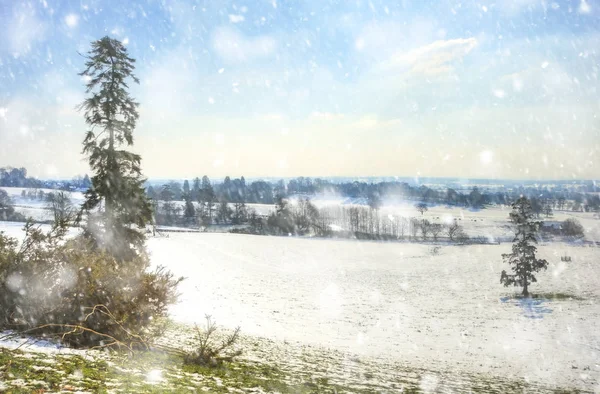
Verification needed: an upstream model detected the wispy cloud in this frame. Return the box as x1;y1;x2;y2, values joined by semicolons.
381;38;478;76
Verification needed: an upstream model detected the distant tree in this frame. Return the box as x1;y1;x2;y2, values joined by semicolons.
200;176;216;222
168;181;183;201
530;197;543;217
146;185;157;200
561;218;584;238
446;188;459;205
447;221;460;241
0;189;21;221
192;177;201;201
267;196;295;234
159;184;178;226
183;180;190;196
556;196;566;210
216;200;232;224
409;218;420;239
500;197;548;297
420;219;431;240
430;223;443;241
248;209;263;233
415;202;428;216
367;192;382;210
46;191;74;225
585;194;600;213
183;193;196;227
294;198;319;234
275;195;288;215
232;201;247;224
543;201;553;218
78;36;152;259
82;174;92;189
468;187;483;208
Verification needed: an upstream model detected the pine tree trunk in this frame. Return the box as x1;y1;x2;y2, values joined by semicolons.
106;125;114;218
105;53;116;219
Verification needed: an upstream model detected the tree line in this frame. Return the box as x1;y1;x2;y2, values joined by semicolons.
0;166;92;191
147;176;600;213
146;174;600;228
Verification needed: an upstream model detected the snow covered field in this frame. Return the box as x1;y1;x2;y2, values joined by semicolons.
147;233;600;391
1;193;599;391
1;187;85;222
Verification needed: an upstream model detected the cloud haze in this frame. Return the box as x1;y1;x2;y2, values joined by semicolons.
0;0;598;180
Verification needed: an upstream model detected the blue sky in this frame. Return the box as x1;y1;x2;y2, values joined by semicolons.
0;0;598;179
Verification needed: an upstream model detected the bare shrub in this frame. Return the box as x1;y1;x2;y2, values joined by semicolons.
184;315;242;367
430;223;443;241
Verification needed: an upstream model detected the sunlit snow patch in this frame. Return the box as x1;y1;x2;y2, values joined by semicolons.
146;369;164;384
318;283;342;318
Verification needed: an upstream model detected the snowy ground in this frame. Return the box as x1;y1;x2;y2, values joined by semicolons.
147;233;600;392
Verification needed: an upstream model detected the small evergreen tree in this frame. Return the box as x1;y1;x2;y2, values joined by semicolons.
183;193;196;227
500;196;549;297
78;36;152;260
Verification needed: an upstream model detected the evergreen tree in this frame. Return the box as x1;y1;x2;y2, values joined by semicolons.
191;177;201;201
183;191;196;226
82;174;92;189
78;36;152;260
232;201;247;224
183;179;190;195
216;200;231;224
500;196;549;296
200;176;215;222
543;200;554;218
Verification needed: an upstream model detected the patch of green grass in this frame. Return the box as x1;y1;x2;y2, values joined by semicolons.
0;345;586;394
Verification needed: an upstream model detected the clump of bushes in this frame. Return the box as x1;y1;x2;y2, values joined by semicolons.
0;189;25;222
561;218;585;238
0;222;182;349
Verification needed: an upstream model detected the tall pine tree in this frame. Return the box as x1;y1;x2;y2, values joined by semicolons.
500;196;549;296
78;36;152;260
